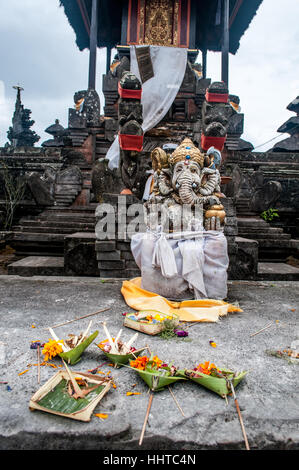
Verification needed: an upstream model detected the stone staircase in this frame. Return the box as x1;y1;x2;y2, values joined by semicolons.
7;203;100;277
237;216;295;262
9;205;97;257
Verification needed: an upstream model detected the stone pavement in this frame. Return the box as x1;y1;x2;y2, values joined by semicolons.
0;275;298;451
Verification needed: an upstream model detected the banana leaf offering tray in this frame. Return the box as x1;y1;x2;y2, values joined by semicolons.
127;353;187;392
46;320;98;365
97;322;148;367
29;370;112;422
124;310;179;336
177;361;248;398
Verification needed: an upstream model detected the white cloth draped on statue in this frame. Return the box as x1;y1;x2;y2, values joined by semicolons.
106;45;188;170
131;228;229;300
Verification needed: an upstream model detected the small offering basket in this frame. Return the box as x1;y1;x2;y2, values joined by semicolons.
124;310;179;336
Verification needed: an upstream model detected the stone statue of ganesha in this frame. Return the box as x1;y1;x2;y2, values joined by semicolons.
144;138;226;232
130;137;229;301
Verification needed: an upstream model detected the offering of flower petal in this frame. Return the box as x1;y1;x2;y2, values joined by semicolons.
46;321;99;365
128;353;187;392
97;323;147;367
178;361;248;398
124;310;179;336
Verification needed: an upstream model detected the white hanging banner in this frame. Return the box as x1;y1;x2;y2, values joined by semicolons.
106;45;188;170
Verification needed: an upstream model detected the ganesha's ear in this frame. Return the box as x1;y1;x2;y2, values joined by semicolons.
151;147;168;173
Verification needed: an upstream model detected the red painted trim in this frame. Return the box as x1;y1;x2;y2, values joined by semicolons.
178;0;191;48
127;0;140;45
185;0;191;48
205;91;228;103
201;135;226;151
118;82;142;99
76;0;90;35
143;0;147;43
119;133;144;151
137;0;140;44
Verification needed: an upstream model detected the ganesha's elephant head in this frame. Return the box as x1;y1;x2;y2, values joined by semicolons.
172;160;202;205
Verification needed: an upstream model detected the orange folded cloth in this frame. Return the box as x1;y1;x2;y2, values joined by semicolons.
121;278;242;323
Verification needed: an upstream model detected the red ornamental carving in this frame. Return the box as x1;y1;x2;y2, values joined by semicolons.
201;134;226;151
205;91;228;103
119;133;144;152
118;82;142;100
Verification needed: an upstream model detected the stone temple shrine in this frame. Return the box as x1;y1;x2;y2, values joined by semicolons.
0;0;298;284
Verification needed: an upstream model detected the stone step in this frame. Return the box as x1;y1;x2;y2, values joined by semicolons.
237;217;270;226
41;207;96;216
256;238;293;247
12;225;94;234
16;220;95;230
257;262;299;280
36;213;95;223
238;232;291;240
238;226;284;233
238;228;289;235
9;231;68;256
11;232;66;243
7;256;65;276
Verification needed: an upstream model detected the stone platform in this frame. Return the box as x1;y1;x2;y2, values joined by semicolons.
0;275;298;451
7;256;64;276
258;262;299;281
6;254;299;281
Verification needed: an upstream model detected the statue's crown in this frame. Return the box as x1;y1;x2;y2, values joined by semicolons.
168;138;205;167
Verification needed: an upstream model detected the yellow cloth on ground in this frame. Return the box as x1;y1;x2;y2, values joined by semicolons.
121;278;242;323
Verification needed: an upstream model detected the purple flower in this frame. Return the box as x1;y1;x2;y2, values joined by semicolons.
174;329;189;337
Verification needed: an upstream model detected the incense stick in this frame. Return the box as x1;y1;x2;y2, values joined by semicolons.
76;320;93;347
139;392;154;446
250;322;273;337
45;307;111;330
102;322;118;354
168;386;185;417
230;381;250;450
48;327;70;352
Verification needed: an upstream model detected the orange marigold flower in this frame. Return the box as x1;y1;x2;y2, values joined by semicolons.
151;355;163;369
130;356;149;370
196;361;219;376
42;339;64;361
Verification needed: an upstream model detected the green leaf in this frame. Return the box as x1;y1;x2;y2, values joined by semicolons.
59;330;99;365
127;366;187;392
100;348;147;367
37;378;104;414
177;368;248;398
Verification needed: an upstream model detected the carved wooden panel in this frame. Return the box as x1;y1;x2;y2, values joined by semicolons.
127;0;190;48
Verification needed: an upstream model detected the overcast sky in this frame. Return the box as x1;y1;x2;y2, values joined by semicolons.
0;0;298;151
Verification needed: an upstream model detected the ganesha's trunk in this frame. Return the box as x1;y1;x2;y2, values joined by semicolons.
178;179;198;206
